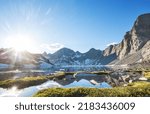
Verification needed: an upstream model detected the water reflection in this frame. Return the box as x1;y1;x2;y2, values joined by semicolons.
0;79;111;97
0;81;62;97
0;86;22;97
64;79;112;88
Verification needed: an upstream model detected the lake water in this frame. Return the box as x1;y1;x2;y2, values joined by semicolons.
0;69;52;80
0;66;112;97
0;79;112;97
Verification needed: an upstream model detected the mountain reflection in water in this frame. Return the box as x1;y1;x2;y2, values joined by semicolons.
0;79;111;97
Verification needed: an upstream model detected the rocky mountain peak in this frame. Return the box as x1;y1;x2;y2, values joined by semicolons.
130;13;150;48
50;47;75;60
120;13;150;57
43;51;48;56
54;47;75;54
103;13;150;62
88;48;101;53
134;13;150;29
76;51;81;55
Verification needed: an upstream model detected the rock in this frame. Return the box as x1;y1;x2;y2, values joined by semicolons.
104;13;150;65
138;77;148;81
90;79;99;85
109;70;144;85
129;80;133;83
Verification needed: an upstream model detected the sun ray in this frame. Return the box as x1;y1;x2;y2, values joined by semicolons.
5;35;34;53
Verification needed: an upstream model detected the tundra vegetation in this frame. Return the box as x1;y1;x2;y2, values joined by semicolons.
33;70;150;97
0;72;65;89
34;81;150;97
0;70;150;97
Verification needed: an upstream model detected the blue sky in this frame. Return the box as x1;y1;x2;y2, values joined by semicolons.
0;0;150;53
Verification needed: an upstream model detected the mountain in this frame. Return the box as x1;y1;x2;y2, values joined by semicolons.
0;13;150;67
0;48;53;68
104;13;150;65
47;13;150;65
48;47;102;65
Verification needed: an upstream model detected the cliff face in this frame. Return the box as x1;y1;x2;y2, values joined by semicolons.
141;41;150;61
103;13;150;64
118;14;150;59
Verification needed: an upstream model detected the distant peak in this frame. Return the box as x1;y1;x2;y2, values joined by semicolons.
88;48;101;52
53;47;75;56
76;51;81;54
43;51;47;55
43;51;48;56
58;47;74;52
89;48;96;51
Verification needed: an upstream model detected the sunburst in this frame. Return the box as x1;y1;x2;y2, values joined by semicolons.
5;35;34;53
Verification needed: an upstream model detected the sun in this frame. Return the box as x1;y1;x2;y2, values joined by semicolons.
5;34;35;52
9;38;33;52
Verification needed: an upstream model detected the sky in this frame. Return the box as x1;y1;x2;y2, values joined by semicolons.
0;0;150;53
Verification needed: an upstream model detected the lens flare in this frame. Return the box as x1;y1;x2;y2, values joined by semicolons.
5;35;34;52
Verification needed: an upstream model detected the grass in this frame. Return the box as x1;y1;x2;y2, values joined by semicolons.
0;76;47;89
144;71;150;80
33;81;150;97
0;71;110;89
1;69;150;95
0;72;66;89
128;81;150;87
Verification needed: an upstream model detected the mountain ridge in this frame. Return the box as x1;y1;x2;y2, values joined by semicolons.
47;13;150;65
0;13;150;66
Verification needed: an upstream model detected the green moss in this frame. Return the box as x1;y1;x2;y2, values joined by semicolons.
128;81;150;87
0;72;66;89
144;71;150;80
0;76;47;89
33;81;150;97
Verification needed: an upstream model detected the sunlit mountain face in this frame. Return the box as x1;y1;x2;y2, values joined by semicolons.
0;48;53;68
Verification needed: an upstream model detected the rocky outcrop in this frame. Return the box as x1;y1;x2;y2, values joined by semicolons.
103;13;150;64
118;14;150;58
141;41;150;61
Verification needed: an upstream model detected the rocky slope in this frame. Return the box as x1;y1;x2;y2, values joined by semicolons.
0;48;53;68
103;13;150;65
